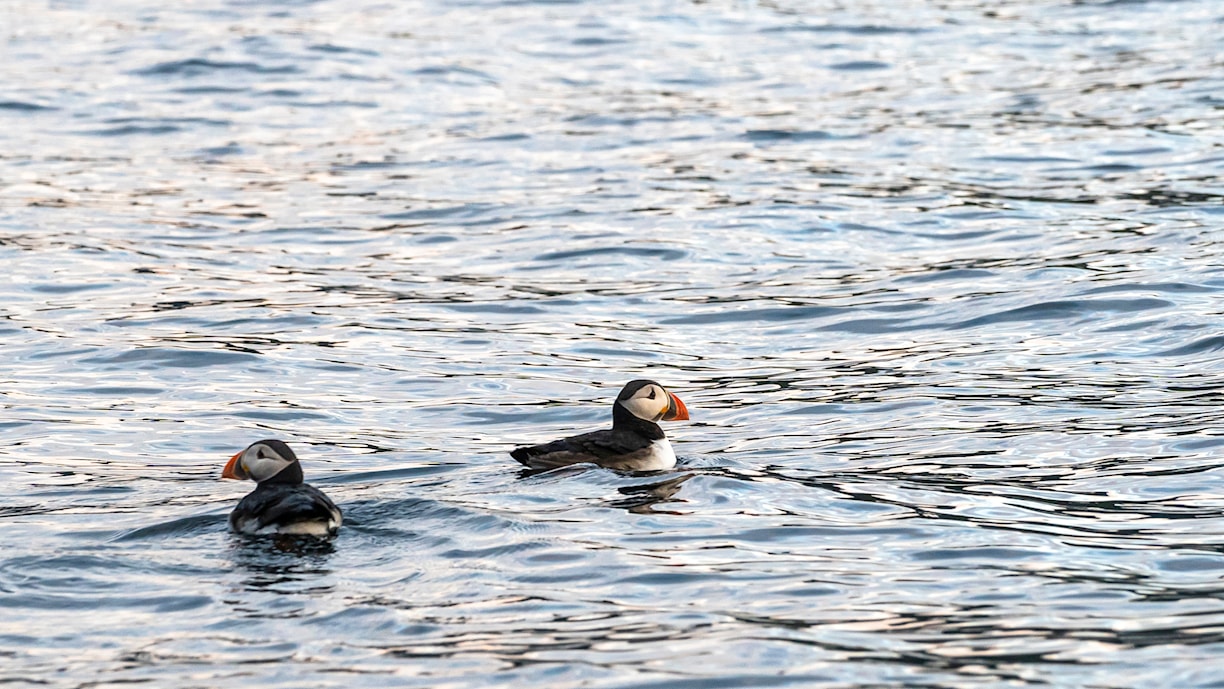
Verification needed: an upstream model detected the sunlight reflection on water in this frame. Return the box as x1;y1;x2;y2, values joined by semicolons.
2;0;1224;687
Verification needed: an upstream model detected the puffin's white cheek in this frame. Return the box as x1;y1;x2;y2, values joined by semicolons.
243;453;285;480
622;396;662;421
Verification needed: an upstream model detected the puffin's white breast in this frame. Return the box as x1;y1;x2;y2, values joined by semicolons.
632;438;677;471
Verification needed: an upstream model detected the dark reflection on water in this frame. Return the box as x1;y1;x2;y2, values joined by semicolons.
228;536;336;595
609;474;694;514
3;0;1224;686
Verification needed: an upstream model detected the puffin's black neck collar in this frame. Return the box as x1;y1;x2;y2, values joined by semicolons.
612;402;665;440
259;460;304;485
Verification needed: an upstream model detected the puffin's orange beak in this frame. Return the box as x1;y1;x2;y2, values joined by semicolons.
221;451;245;480
663;393;689;421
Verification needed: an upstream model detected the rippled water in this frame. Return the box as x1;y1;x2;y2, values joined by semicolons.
3;0;1224;686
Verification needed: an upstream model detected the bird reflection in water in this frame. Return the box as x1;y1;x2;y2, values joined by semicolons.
606;473;693;514
227;535;336;595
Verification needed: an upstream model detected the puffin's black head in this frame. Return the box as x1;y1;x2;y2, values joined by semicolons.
615;380;690;423
221;439;304;484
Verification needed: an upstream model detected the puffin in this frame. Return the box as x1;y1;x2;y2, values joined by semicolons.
510;379;690;472
221;439;342;536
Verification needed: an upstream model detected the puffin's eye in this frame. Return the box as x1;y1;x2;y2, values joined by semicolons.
257;449;268;459
647;388;657;399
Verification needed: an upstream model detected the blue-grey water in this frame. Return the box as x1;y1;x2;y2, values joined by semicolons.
3;0;1224;687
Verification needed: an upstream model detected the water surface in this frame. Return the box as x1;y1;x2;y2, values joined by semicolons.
3;0;1224;687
